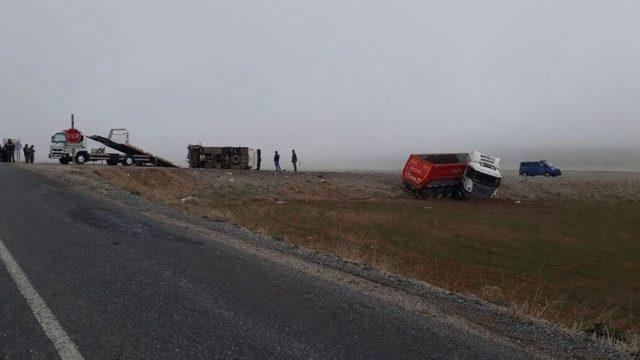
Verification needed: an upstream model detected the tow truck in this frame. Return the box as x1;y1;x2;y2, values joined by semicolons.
49;115;177;167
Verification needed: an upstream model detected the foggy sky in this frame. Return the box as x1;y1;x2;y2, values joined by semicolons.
1;0;639;170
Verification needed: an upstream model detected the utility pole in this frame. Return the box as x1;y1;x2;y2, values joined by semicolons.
70;113;76;161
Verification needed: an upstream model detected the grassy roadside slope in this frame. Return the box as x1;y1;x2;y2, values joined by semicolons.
224;198;640;334
61;166;640;336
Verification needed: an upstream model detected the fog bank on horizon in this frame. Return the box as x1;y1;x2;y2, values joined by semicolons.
1;0;639;171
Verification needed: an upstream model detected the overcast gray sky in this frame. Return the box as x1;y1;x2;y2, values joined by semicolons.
1;0;639;170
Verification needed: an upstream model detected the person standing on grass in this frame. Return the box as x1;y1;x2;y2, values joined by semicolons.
274;151;281;171
291;149;298;172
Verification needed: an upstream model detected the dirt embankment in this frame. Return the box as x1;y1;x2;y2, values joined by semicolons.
60;166;640;203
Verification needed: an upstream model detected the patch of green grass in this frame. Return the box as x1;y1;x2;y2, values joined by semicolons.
226;199;640;332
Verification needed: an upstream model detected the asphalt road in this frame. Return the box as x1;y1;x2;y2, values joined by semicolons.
0;165;534;359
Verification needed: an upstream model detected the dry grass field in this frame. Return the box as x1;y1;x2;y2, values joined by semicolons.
34;165;640;343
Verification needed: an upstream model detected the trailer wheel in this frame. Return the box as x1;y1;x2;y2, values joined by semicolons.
452;188;463;200
74;152;87;165
429;188;438;198
123;156;134;166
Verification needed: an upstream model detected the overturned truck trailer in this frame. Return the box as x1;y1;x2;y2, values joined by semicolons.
187;145;261;170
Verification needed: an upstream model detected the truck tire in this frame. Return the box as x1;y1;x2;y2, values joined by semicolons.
74;152;87;165
420;188;433;199
231;154;241;165
521;172;528;176
123;156;135;166
544;172;550;177
59;157;71;165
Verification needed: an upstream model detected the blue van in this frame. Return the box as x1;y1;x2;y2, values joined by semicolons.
519;161;562;177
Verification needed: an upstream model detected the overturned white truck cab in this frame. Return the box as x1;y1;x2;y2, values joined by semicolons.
461;151;502;199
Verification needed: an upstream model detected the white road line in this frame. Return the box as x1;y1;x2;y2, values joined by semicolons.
0;237;84;360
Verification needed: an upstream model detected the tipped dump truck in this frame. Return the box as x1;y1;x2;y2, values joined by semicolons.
402;151;502;199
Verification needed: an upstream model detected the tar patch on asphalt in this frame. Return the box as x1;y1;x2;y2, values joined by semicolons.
69;207;204;246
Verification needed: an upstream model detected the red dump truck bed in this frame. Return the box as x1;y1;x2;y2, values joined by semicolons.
402;153;468;190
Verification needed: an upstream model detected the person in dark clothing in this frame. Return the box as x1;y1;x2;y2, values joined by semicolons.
0;146;6;162
6;140;15;163
28;145;35;163
274;151;281;171
256;149;262;170
291;149;298;172
23;144;29;163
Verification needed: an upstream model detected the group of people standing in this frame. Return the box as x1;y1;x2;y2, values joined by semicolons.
273;149;298;172
0;139;17;163
0;139;35;163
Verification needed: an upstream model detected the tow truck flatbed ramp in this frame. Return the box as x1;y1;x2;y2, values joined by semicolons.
88;135;177;167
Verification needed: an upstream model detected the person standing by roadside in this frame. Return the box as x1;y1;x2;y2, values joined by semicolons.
6;139;15;163
23;144;29;163
28;145;35;163
274;151;281;171
291;149;298;172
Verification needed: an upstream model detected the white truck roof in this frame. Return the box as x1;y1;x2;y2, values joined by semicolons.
468;150;502;178
469;150;501;168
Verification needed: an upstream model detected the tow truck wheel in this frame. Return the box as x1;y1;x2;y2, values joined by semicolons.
74;153;87;165
123;156;134;166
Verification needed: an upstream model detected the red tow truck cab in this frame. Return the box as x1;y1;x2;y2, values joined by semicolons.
402;153;468;198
